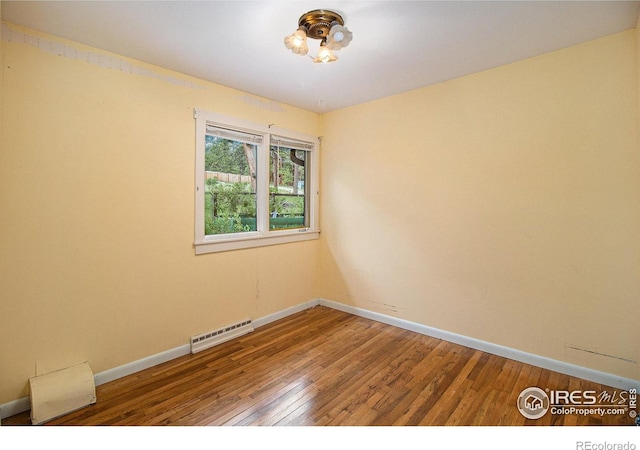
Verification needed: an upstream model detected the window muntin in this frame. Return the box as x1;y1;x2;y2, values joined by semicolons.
194;110;319;254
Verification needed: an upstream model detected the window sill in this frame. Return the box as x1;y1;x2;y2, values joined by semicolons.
194;229;320;254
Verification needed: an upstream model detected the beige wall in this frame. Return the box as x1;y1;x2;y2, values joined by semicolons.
319;30;640;381
0;24;320;403
2;21;639;406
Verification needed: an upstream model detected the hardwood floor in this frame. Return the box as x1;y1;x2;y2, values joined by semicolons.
3;306;635;426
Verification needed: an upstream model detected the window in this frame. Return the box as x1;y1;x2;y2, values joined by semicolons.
269;136;313;231
194;109;319;254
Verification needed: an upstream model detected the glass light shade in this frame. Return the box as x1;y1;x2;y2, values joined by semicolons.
284;28;309;55
326;25;352;51
313;45;337;63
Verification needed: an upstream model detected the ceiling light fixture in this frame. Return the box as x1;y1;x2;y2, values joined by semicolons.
284;9;352;64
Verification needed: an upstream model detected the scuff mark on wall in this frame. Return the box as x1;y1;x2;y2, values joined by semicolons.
1;22;203;89
566;344;637;364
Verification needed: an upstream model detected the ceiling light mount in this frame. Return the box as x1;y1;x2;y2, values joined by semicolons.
284;9;353;63
299;9;343;40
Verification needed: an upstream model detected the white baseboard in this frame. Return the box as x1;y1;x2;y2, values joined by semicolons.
0;300;321;419
0;397;31;422
93;344;192;387
318;298;639;391
3;297;637;420
252;298;320;329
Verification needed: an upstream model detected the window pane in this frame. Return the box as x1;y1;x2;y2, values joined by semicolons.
269;146;308;230
204;135;257;235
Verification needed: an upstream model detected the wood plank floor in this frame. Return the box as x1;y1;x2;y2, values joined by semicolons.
3;306;635;426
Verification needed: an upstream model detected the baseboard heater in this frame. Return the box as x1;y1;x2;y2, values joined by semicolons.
190;319;253;354
29;362;96;425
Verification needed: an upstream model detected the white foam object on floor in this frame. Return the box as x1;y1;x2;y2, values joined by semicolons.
29;362;96;425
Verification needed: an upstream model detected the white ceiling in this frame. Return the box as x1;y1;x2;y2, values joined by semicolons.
3;1;640;113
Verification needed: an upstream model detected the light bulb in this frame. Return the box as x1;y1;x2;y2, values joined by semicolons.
313;44;337;63
284;28;309;55
327;25;352;51
292;30;306;47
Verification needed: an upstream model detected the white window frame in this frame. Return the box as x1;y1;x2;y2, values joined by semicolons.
194;109;320;254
